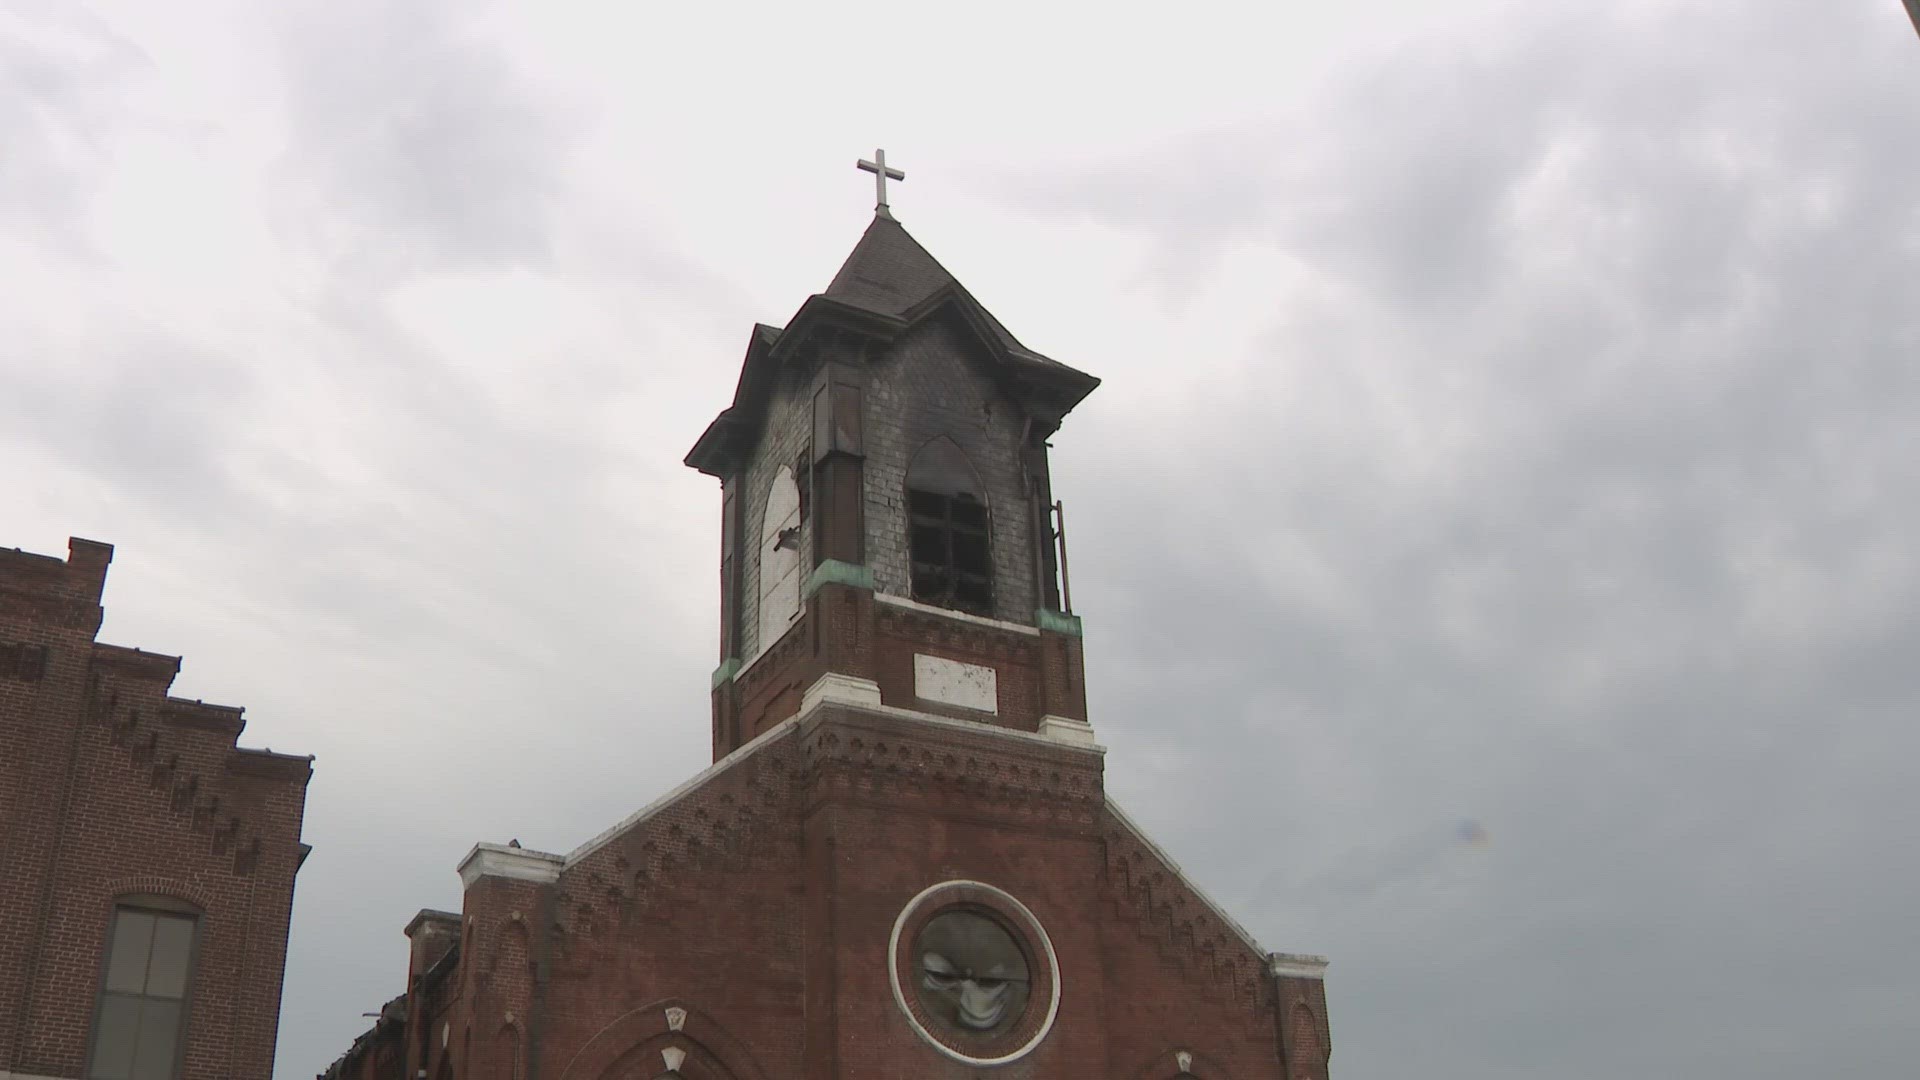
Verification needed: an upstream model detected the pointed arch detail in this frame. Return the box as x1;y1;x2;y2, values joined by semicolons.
555;999;770;1080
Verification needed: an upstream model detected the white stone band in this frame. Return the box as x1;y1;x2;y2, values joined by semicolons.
458;843;564;889
1269;952;1330;979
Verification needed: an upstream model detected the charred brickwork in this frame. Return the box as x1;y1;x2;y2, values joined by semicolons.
0;537;312;1080
326;206;1331;1080
736;355;819;662
860;316;1042;622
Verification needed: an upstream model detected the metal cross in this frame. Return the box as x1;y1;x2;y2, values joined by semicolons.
857;149;906;219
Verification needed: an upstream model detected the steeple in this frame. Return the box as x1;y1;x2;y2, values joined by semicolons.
325;160;1335;1080
687;216;1098;479
688;194;1099;761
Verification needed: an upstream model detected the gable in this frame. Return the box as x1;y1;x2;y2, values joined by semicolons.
1102;801;1278;1011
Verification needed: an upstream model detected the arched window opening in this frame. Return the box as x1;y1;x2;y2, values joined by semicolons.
907;439;991;614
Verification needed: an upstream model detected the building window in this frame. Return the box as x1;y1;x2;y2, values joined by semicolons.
89;903;197;1080
907;438;992;614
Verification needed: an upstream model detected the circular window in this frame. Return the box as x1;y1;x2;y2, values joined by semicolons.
888;880;1059;1065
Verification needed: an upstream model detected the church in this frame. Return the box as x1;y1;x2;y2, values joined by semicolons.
324;155;1332;1080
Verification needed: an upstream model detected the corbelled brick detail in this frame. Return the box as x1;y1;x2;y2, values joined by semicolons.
326;702;1316;1080
0;537;310;1080
563;741;803;950
1101;817;1273;1016
92;681;293;878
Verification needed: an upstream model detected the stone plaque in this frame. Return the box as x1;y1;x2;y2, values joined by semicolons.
913;654;997;714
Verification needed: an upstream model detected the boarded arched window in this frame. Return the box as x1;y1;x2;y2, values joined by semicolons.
907;438;991;614
757;466;802;651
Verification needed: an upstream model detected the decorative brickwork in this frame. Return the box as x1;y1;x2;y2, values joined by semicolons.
0;642;50;682
328;695;1321;1080
0;537;310;1080
1101;814;1275;1017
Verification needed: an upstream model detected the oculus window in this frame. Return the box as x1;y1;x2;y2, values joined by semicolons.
889;880;1060;1066
914;909;1032;1033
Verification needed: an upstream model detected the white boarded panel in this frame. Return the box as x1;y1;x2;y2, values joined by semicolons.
914;654;998;714
757;466;801;651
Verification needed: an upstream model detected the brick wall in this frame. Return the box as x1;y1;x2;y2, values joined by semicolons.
0;538;310;1080
332;701;1312;1080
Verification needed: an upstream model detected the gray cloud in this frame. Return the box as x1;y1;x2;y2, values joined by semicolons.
0;326;259;518
5;5;731;1067
0;2;149;259
5;1;1917;1078
1043;4;1920;1077
268;0;582;294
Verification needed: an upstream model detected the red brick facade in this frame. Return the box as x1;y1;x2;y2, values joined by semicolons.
0;538;312;1080
326;696;1332;1080
323;208;1332;1080
719;582;1089;758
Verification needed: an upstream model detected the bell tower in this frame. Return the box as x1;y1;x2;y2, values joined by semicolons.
686;152;1101;760
326;150;1333;1080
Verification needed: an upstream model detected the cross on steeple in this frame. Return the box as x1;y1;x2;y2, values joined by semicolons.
857;149;906;219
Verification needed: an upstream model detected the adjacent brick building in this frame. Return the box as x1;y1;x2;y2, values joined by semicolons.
1;538;313;1080
324;188;1333;1080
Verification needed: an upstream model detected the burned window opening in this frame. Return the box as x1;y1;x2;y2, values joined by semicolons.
907;439;992;615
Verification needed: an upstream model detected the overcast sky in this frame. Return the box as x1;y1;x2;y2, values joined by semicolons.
6;1;1920;1077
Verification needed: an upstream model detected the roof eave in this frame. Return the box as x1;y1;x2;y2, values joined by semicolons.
771;294;908;358
684;301;909;478
906;286;1102;424
684;407;747;477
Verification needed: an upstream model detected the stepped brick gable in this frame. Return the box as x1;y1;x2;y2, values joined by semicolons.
0;538;312;1080
325;181;1331;1080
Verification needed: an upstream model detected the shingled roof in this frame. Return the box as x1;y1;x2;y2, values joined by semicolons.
686;214;1098;477
823;214;956;317
823;215;1081;374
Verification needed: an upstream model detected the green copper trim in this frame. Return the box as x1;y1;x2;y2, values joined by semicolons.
805;559;875;598
1036;609;1083;637
710;657;742;690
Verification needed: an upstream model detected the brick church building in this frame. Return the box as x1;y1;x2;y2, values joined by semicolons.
325;159;1333;1080
1;538;313;1080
